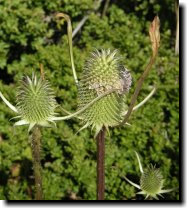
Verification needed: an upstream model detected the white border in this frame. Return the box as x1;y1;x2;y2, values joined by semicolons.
0;0;187;209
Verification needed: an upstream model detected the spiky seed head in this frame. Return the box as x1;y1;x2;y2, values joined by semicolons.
16;74;57;127
140;165;163;197
123;152;175;200
78;49;132;134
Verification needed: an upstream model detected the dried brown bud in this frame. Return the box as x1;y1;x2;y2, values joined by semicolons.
149;16;160;56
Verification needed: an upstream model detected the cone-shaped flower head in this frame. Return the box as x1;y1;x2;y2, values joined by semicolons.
123;152;175;200
16;75;57;125
78;49;132;135
0;74;58;131
140;164;164;198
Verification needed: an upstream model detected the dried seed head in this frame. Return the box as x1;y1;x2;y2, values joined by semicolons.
78;49;132;134
140;165;163;196
16;74;57;127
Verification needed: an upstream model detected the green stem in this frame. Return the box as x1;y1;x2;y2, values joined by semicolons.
56;13;78;85
30;126;43;200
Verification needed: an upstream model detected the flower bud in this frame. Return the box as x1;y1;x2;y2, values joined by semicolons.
149;16;160;56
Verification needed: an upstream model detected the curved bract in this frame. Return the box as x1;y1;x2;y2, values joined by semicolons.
78;49;132;135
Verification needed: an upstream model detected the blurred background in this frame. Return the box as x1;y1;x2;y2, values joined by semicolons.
0;0;179;200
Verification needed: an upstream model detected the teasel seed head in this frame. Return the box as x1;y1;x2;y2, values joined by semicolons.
140;164;164;197
123;152;175;200
0;73;58;131
16;74;57;125
78;49;132;135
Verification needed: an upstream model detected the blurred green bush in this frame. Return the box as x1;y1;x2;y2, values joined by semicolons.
0;0;179;200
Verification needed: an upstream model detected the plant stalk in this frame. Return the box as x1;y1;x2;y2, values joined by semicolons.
56;13;78;86
96;126;106;200
120;16;160;126
120;55;156;126
30;125;43;200
102;0;110;17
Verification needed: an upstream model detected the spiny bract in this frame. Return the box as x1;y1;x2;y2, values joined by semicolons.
78;49;132;135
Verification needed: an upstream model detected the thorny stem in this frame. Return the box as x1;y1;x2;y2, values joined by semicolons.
96;126;106;200
56;13;78;86
30;126;43;200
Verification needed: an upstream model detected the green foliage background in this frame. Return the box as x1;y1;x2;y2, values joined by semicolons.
0;0;179;200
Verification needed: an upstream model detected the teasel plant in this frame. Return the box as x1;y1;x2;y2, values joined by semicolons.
55;13;160;200
123;152;175;200
0;8;160;200
0;13;160;200
0;65;101;200
0;66;121;200
0;66;61;200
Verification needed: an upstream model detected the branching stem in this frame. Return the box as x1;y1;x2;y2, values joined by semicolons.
120;16;160;126
120;54;157;126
